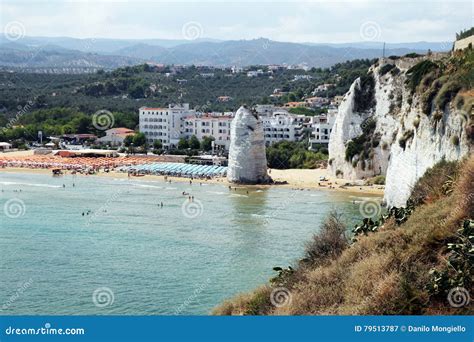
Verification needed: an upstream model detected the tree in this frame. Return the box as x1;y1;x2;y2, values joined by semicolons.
189;135;200;150
132;132;146;147
153;140;163;150
200;136;215;151
123;135;133;147
178;138;189;149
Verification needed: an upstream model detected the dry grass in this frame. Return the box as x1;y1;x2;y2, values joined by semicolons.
214;156;474;316
302;211;348;267
212;286;273;315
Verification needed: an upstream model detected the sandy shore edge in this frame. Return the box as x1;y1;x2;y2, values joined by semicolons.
0;167;384;196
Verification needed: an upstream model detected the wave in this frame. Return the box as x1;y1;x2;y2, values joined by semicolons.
206;191;226;195
0;181;61;189
133;184;163;190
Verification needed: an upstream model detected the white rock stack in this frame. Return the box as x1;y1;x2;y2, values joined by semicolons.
227;106;270;184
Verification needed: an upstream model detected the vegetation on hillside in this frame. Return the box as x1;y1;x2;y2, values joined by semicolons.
344;117;380;170
0;107;137;144
0;59;373;117
353;72;376;112
456;27;474;41
213;157;473;315
0;59;375;145
410;48;473;128
266;141;328;169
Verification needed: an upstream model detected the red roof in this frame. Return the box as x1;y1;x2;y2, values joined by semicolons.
107;128;134;134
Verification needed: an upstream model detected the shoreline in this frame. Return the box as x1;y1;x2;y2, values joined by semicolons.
0;167;384;196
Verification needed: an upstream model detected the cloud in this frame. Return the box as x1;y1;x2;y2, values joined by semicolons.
0;0;471;42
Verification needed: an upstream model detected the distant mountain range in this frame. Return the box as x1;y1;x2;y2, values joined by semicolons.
0;35;452;70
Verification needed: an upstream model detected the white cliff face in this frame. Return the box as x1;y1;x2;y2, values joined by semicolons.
227;106;269;184
329;58;471;207
384;99;470;207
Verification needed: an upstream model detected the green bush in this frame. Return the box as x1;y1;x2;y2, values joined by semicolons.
353;73;376;112
404;53;423;58
456;27;474;41
413;116;421;129
406;60;439;93
434;80;463;110
451;135;460;146
398;130;414;150
345;118;377;162
266;141;327;169
379;64;396;76
421;79;443;115
367;175;386;185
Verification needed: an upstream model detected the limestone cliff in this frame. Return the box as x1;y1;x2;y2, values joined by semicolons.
329;50;473;207
227;106;269;184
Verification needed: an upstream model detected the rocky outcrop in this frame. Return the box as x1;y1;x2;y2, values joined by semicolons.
329;54;472;207
227;106;270;184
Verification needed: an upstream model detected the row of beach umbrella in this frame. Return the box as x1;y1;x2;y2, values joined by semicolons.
123;163;227;178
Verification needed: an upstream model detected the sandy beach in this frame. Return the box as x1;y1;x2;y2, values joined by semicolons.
0;165;384;196
0;149;384;195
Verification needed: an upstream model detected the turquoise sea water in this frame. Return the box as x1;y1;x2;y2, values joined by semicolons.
0;172;379;315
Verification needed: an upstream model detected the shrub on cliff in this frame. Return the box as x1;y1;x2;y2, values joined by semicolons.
409;159;460;206
406;60;440;93
302;211;348;267
345;118;377;162
353;73;376;112
435;80;463;110
379;64;396;76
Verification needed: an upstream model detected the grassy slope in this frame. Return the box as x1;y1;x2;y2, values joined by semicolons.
214;157;473;315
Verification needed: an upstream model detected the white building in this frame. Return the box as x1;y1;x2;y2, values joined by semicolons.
293;74;312;81
0;142;12;151
254;104;277;117
139;104;194;148
309;109;337;149
183;114;233;150
97;127;135;146
231;66;243;73
262;112;305;146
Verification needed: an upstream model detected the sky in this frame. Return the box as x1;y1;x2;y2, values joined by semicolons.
0;0;472;43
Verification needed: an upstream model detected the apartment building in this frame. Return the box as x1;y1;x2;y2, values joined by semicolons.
183;114;233;150
308;109;337;149
261;112;305;146
139;103;194;148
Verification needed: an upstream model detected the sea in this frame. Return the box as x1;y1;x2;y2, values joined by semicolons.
0;171;379;315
